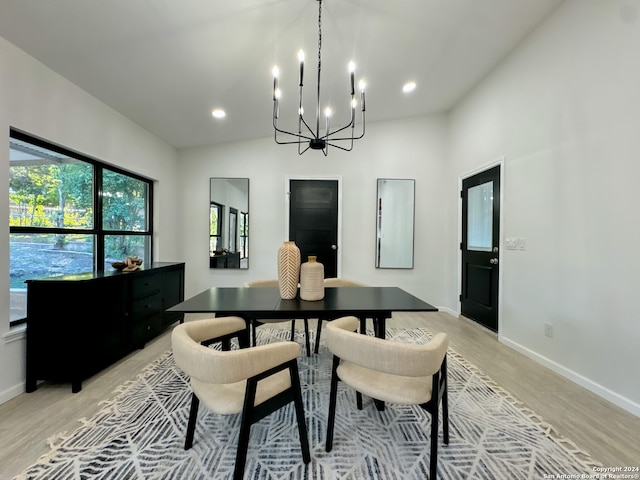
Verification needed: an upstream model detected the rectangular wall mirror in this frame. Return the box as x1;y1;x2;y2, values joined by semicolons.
376;178;415;269
210;178;249;269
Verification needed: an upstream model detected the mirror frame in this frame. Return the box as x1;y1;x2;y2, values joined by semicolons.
209;178;249;269
375;178;415;269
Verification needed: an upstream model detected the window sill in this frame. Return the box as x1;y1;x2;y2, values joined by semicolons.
3;324;26;344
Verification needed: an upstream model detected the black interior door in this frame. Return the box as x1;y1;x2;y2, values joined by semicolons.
461;165;500;332
289;180;338;278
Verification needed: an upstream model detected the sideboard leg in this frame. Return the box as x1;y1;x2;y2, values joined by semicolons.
26;377;37;393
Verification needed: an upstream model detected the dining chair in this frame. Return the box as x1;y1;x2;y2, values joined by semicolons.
314;277;369;354
171;316;311;480
324;316;449;480
244;279;312;356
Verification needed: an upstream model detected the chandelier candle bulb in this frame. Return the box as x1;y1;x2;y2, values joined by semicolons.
349;61;355;95
298;50;305;86
272;66;279;102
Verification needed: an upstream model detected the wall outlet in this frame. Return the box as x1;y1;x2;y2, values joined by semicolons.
544;323;554;338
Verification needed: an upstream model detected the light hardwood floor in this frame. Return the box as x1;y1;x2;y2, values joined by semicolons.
1;312;638;478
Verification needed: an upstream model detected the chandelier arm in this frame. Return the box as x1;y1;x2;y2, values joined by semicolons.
325;140;354;152
273;126;315;144
327;112;366;140
298;115;317;138
298;141;311;155
325;121;355;139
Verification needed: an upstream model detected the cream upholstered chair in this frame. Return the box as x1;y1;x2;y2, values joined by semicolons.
171;316;310;480
244;279;312;356
324;316;449;480
313;277;369;354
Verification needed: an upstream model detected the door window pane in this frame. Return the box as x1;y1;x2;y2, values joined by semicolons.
467;182;493;252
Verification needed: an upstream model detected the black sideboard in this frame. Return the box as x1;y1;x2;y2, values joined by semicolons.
25;262;185;393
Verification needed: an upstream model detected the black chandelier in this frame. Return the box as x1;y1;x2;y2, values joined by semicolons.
272;0;366;155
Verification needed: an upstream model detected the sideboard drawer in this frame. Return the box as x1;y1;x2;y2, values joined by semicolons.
131;293;163;319
131;275;161;299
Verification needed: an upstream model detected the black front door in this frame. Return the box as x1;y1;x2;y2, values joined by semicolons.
289;179;338;278
461;165;501;332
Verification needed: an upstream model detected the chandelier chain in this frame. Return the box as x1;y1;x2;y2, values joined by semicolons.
317;0;322;73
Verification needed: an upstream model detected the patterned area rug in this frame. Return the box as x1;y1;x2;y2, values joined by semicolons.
16;328;598;479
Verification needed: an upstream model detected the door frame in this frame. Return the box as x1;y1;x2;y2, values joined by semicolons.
284;175;343;277
457;158;505;334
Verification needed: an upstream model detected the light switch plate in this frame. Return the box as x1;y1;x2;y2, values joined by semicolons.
505;238;518;250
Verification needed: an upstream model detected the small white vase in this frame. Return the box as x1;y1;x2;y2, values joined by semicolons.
277;241;300;299
300;256;324;301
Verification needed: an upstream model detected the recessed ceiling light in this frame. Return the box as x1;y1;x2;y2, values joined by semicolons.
211;109;226;119
402;82;416;93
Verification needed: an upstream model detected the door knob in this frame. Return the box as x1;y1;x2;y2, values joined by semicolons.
331;244;338;250
490;258;499;265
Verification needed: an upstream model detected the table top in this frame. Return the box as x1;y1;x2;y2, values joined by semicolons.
167;286;437;319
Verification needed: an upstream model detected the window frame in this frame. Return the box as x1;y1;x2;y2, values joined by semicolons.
9;129;154;327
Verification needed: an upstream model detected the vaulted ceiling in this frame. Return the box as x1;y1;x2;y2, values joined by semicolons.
0;0;563;149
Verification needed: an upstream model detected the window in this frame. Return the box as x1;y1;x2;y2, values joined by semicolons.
240;211;249;259
209;202;223;254
8;130;153;325
229;208;238;254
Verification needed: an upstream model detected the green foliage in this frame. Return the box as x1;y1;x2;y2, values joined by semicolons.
9;161;93;228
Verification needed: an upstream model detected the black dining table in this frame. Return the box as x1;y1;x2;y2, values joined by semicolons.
167;286;438;339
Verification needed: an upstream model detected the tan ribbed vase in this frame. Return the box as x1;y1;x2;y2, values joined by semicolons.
277;241;301;299
300;256;324;301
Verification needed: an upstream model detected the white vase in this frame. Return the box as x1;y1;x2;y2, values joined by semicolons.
277;241;300;299
300;256;324;301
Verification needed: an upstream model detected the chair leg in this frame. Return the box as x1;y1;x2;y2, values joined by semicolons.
314;318;323;354
289;361;311;464
325;355;341;452
429;372;442;480
184;393;200;450
251;321;257;347
356;391;363;410
234;379;258;480
290;319;296;341
359;317;366;334
303;319;311;356
442;358;450;445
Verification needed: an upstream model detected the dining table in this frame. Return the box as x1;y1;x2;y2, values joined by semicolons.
167;285;438;340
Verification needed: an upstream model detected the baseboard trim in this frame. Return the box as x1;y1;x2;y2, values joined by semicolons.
0;382;25;406
501;336;640;417
436;306;458;317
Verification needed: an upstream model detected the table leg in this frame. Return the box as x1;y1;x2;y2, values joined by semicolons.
373;317;386;339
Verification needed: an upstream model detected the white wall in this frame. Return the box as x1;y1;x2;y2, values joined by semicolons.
0;38;181;403
448;0;640;415
177;115;451;309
